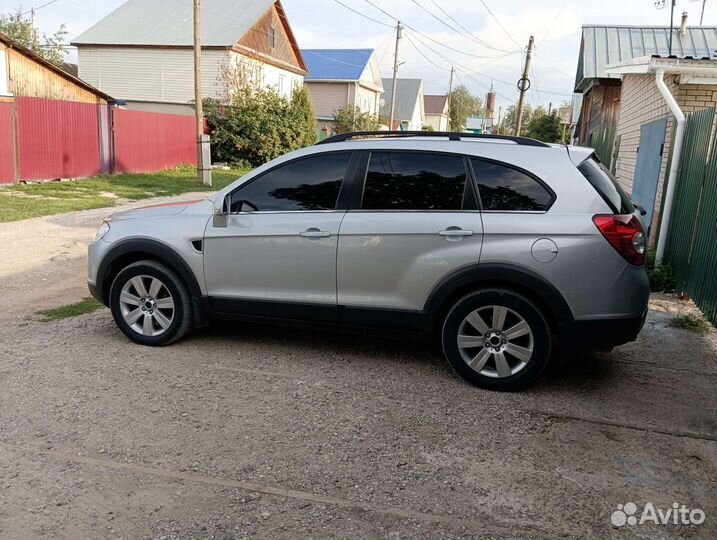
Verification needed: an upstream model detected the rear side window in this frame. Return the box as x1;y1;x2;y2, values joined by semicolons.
361;152;467;210
578;156;634;214
470;158;553;211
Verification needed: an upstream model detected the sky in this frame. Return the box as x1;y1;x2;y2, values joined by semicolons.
1;0;715;115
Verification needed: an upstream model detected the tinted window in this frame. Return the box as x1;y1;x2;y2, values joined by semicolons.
578;156;634;214
231;153;350;212
362;152;467;210
471;159;553;211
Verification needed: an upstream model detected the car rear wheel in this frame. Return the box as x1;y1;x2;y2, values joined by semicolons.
441;289;551;391
110;260;192;346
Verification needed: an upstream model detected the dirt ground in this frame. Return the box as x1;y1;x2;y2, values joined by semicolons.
0;200;716;540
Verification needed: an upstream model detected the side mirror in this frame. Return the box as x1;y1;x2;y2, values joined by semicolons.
212;193;231;227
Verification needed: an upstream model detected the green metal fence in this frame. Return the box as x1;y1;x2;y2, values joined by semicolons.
665;107;717;325
589;125;617;172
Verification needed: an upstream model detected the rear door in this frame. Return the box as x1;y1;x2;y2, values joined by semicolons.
337;150;483;315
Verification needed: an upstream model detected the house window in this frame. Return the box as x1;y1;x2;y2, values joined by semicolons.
268;27;276;48
0;50;9;96
278;74;286;97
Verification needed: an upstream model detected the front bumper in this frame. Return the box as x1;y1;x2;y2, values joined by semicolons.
88;280;105;305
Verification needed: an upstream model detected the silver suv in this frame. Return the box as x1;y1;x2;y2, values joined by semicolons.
88;132;649;391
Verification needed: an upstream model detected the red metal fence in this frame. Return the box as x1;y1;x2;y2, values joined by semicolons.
0;103;15;183
0;98;196;183
114;109;196;173
16;97;102;181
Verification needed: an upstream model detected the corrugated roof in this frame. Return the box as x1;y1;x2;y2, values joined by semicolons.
574;25;717;91
380;78;423;121
302;49;373;81
72;0;274;47
424;94;448;115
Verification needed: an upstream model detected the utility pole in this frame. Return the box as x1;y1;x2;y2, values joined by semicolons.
30;8;38;50
515;35;534;137
193;0;210;185
668;0;676;56
699;0;706;25
389;21;402;130
446;66;454;130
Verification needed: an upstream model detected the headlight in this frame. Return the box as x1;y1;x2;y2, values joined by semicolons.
94;221;110;242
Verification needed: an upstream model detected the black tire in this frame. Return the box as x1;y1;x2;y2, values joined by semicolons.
441;288;551;391
109;260;193;346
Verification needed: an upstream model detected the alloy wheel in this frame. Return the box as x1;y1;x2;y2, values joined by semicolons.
456;305;534;378
119;275;175;337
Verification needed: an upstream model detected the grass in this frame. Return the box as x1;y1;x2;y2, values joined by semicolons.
645;249;676;293
36;297;104;322
0;165;250;222
670;314;712;335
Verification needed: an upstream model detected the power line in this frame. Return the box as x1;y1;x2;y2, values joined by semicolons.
21;0;61;16
427;0;516;54
477;0;522;48
403;31;451;72
537;0;568;44
409;0;518;56
405;29;516;103
361;0;506;60
329;0;394;28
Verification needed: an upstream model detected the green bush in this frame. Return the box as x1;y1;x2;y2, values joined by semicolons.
646;249;676;293
333;105;381;133
204;85;317;168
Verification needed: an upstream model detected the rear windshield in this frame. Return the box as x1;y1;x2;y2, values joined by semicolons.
577;156;634;214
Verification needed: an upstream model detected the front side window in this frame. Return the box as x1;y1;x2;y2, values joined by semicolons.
470;158;553;211
361;152;467;210
230;152;350;212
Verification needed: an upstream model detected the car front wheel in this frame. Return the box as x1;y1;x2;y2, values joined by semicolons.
441;289;551;391
109;260;192;346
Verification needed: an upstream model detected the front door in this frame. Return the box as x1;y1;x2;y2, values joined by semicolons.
632;118;667;234
337;150;483;314
203;152;353;316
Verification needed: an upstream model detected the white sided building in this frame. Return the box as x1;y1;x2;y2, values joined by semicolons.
72;0;308;115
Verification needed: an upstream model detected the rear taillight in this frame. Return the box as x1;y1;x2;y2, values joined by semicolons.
592;214;646;266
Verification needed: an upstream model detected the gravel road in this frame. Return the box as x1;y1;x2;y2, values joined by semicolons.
0;201;715;540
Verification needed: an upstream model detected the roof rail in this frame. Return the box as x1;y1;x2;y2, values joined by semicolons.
315;130;550;147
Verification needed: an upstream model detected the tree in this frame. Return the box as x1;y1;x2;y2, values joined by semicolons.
288;86;318;146
524;112;562;143
204;84;318;167
333;105;380;133
0;7;68;66
448;85;483;130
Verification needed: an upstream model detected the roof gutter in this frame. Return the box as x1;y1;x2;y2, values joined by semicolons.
653;68;685;265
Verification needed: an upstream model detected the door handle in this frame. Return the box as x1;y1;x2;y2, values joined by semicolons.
299;228;330;238
438;228;474;237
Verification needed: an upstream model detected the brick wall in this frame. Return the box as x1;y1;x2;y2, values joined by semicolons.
614;74;716;233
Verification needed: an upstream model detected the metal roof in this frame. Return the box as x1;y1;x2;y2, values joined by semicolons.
423;95;448;115
574;25;717;91
72;0;275;47
380;78;423;121
302;49;373;81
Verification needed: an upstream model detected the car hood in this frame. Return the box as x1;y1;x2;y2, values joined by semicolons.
109;198;209;221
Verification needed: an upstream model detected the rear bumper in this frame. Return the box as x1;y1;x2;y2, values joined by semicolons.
561;308;648;352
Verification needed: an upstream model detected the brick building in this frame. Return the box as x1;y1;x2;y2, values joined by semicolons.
605;56;717;235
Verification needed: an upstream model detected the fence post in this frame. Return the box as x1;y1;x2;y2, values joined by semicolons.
200;134;212;186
